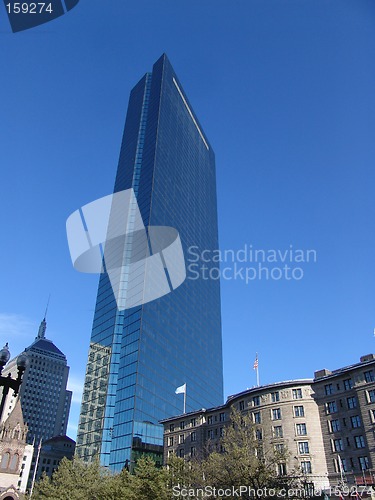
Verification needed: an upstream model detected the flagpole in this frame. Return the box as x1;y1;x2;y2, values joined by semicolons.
29;437;42;498
175;383;187;414
254;353;260;387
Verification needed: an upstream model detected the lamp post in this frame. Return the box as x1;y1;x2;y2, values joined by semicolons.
0;343;28;421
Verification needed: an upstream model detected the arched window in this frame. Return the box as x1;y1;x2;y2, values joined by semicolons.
9;453;19;471
0;452;10;469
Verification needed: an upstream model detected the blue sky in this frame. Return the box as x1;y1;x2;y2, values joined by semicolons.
1;0;374;439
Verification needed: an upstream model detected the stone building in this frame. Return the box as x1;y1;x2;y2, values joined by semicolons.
161;355;375;492
0;400;33;496
32;434;75;483
314;354;375;487
161;380;330;492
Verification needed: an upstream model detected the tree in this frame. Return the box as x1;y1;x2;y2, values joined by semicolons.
131;456;170;500
32;457;134;500
168;408;301;500
32;455;172;500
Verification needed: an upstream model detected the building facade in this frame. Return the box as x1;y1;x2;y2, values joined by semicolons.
162;355;375;492
2;318;72;444
314;354;375;487
2;318;72;488
33;435;75;483
0;400;33;495
76;54;224;472
162;380;330;492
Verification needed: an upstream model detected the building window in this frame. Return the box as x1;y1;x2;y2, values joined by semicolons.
330;419;341;432
180;421;185;430
179;434;185;444
207;416;213;425
326;401;337;414
253;411;261;424
344;379;353;390
191;431;196;442
296;423;307;436
219;413;226;422
274;426;283;438
271;392;280;403
293;389;303;400
347;397;357;409
339;457;348;472
351;415;361;428
301;461;312;474
368;390;375;403
364;371;375;383
219;427;224;437
325;384;333;395
359;457;369;470
239;401;245;411
298;442;309;454
1;452;10;469
272;408;281;420
168;436;174;446
275;443;284;453
191;447;196;457
294;406;304;417
253;396;260;407
333;438;343;452
255;429;262;441
191;418;197;427
207;429;214;439
355;436;366;448
179;448;184;458
170;424;175;432
278;463;287;476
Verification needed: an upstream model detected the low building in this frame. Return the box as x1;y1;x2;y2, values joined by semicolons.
161;355;375;492
314;354;375;487
33;435;75;483
161;380;330;492
0;400;33;496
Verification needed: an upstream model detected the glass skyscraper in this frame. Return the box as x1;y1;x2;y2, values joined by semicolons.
76;54;223;471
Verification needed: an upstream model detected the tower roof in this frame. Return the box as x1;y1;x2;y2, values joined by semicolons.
24;317;66;360
3;399;25;429
27;338;66;358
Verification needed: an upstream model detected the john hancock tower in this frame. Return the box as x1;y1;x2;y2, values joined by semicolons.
76;54;223;471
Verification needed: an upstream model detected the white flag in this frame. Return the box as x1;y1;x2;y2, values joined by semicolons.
175;383;186;395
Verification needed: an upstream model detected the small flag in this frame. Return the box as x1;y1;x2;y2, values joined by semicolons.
175;383;186;395
253;354;258;370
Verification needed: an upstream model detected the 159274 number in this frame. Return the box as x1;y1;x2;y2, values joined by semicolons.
6;3;53;14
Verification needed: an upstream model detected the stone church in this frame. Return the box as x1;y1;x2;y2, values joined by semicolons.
0;400;33;498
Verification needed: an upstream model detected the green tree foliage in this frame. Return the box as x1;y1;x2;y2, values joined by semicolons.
32;456;167;500
168;408;302;500
32;411;301;499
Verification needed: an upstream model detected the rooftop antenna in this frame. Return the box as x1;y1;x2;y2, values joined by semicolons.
44;294;51;320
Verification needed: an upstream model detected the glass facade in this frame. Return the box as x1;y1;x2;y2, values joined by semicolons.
76;54;223;472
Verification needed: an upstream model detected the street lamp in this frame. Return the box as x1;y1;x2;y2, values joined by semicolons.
0;343;28;420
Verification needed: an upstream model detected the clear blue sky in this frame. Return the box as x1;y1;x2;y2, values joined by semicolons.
1;0;374;439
